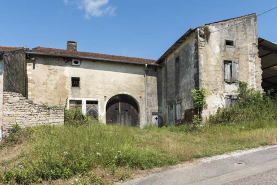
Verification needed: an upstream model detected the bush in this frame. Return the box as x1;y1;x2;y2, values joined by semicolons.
65;107;88;126
208;82;277;125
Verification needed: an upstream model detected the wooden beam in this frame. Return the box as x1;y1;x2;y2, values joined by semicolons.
263;74;277;80
262;63;277;70
263;79;277;86
258;39;265;44
259;45;277;55
260;52;273;58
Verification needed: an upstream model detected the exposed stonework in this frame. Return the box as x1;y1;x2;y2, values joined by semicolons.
2;92;64;131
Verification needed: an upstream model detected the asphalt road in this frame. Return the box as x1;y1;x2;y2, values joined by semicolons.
122;145;277;185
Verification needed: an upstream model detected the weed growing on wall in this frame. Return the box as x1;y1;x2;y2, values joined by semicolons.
191;88;208;124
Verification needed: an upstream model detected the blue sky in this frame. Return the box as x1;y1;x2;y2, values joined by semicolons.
1;0;276;59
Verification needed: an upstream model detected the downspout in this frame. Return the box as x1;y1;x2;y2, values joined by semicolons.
144;64;148;124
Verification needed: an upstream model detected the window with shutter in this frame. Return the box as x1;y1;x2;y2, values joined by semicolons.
224;60;238;83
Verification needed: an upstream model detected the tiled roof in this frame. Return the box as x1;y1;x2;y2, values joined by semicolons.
30;47;157;65
0;46;26;52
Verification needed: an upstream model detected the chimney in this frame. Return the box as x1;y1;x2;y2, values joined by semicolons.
67;41;77;51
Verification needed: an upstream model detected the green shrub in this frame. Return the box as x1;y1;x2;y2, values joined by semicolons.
209;82;277;125
65;107;88;126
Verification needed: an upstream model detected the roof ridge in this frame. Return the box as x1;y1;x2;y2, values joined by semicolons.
31;46;156;61
205;13;256;25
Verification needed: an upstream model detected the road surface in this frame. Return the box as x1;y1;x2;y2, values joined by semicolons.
122;145;277;185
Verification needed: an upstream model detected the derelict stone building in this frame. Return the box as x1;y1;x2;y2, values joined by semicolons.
0;13;276;132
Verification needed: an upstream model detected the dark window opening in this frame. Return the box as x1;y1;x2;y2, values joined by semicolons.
224;60;238;83
73;60;79;65
226;40;234;46
175;56;179;63
69;100;82;110
71;77;80;87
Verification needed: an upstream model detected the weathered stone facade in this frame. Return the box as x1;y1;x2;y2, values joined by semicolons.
27;55;158;127
0;13;266;128
2;92;64;131
157;13;262;125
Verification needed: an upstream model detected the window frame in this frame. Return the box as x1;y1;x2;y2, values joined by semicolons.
71;77;80;87
223;58;238;83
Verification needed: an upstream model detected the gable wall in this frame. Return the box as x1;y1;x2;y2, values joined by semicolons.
199;14;262;119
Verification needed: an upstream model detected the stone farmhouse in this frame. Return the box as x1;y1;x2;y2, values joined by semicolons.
0;13;276;133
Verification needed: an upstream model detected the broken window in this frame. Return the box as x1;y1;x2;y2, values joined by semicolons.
224;60;238;83
86;101;98;120
69;100;82;110
71;77;80;87
225;40;234;46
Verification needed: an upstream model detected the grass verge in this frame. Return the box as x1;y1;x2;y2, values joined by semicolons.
0;120;277;184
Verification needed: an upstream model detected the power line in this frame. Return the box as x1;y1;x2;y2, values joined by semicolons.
209;6;277;33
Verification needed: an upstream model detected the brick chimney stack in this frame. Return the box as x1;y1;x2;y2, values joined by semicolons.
67;41;77;51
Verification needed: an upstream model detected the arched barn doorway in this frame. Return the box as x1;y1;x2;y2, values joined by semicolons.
106;94;139;127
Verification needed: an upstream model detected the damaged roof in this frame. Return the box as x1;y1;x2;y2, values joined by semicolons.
29;47;157;65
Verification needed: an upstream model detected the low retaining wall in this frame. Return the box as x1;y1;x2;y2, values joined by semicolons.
2;92;64;131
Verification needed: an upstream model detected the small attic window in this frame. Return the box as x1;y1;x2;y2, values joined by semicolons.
226;40;234;46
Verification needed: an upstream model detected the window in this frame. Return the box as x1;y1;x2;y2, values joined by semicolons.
225;95;238;108
224;60;238;83
225;40;234;46
69;100;82;110
175;103;182;121
175;57;180;96
71;77;80;87
86;101;98;120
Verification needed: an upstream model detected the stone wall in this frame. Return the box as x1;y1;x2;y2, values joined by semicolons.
3;49;27;97
159;33;197;126
2;92;64;131
199;14;262;119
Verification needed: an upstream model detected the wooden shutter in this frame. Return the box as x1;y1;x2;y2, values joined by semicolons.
225;96;231;108
224;61;232;82
232;61;238;82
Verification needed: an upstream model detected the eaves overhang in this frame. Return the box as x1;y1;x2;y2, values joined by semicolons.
26;52;162;67
156;28;196;64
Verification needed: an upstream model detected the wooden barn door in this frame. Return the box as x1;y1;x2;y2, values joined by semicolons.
106;95;139;127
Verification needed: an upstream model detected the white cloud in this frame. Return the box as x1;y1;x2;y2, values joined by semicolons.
64;0;116;18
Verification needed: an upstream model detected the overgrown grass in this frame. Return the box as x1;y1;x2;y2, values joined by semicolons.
0;83;276;184
0;119;277;184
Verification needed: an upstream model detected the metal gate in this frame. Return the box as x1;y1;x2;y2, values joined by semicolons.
106;94;139;127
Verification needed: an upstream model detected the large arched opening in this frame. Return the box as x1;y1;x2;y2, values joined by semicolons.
106;94;139;127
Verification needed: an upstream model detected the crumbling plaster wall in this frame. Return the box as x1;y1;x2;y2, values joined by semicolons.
27;55;158;127
160;33;197;126
199;14;262;119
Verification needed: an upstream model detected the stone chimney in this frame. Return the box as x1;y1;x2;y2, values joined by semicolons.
67;41;77;51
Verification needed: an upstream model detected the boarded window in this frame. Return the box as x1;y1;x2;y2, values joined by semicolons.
86;101;98;119
224;60;238;83
225;95;238;108
175;57;180;97
168;104;174;125
175;103;182;121
71;77;80;87
69;100;82;110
